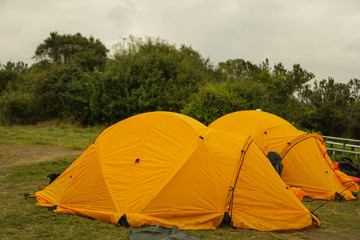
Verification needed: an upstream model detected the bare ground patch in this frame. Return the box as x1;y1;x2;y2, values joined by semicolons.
0;145;82;168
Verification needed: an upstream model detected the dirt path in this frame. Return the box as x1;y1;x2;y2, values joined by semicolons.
0;145;82;168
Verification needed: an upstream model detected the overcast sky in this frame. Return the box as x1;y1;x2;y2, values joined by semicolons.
1;0;360;83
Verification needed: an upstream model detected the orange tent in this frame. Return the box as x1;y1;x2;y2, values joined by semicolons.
209;110;359;200
32;112;319;230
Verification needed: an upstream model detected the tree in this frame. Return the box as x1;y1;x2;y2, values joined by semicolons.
298;78;360;138
34;32;108;71
215;59;314;122
218;59;261;80
90;36;216;124
347;79;360;138
0;61;27;92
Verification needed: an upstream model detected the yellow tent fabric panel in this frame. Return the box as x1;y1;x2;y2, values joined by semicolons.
35;144;121;223
200;129;245;207
127;212;224;230
135;139;223;229
34;145;97;207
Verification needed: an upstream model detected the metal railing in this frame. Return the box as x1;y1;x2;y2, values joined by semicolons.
323;135;360;162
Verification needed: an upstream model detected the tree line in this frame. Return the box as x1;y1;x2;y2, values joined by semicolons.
0;32;359;139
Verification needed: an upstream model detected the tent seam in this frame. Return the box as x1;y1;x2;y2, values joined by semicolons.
95;141;122;219
125;117;152;212
138;137;201;212
199;129;223;228
57;147;93;209
280;134;324;159
169;112;205;137
229;137;253;223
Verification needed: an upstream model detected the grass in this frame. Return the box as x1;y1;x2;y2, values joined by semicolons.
0;124;104;150
0;125;359;239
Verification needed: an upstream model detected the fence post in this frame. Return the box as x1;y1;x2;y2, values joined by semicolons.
342;140;347;157
329;142;334;160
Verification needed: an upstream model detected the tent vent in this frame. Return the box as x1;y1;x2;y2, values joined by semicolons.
135;158;140;163
199;136;204;139
264;131;267;135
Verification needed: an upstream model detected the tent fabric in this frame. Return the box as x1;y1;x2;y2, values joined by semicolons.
289;187;305;201
33;111;319;231
349;176;360;185
209;110;359;200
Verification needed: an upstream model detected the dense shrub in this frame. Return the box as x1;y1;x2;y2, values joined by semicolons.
89;37;216;124
182;81;249;125
33;64;92;123
0;91;39;124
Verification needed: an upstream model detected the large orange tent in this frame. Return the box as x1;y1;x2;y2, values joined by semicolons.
31;112;319;231
209;110;359;200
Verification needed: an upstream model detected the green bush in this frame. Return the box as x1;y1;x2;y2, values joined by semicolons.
0;91;39;124
31;64;91;124
89;37;216;124
182;82;248;125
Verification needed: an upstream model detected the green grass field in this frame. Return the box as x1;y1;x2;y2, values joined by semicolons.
0;124;104;150
0;125;359;240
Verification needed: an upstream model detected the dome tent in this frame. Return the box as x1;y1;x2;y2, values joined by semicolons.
209;110;359;200
32;112;319;231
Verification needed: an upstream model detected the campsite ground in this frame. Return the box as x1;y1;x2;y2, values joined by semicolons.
0;125;359;240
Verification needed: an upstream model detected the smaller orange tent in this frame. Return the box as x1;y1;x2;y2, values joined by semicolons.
209;110;359;200
31;112;319;231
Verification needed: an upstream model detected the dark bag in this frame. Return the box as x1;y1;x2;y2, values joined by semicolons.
267;151;283;177
338;157;360;178
47;173;61;184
